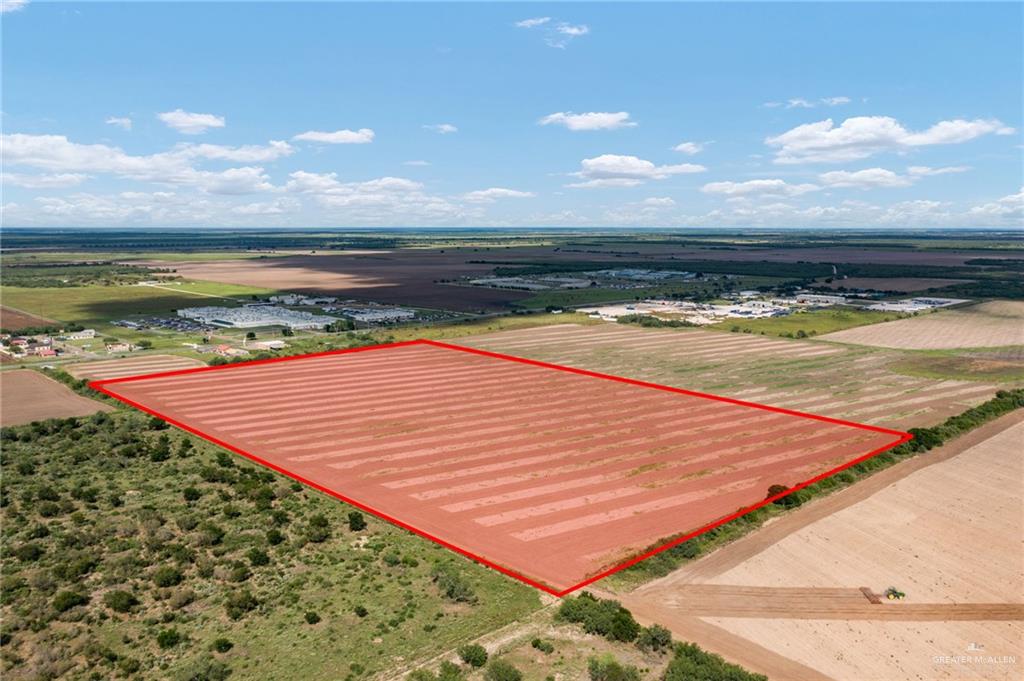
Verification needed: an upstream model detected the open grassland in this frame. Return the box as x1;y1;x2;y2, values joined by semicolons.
0;370;112;426
709;307;901;337
0;412;541;681
460;323;1004;430
822;300;1024;349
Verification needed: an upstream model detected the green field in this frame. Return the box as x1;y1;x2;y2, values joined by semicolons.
711;307;905;337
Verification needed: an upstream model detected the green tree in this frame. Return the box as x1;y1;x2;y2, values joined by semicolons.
458;643;488;667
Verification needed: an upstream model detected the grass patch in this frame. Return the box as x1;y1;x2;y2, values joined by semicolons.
713;307;904;337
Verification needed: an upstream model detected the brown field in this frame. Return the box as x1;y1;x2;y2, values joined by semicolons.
0;369;112;426
616;413;1024;681
822;300;1024;350
129;244;1012;312
0;306;58;331
815;277;972;292
460;323;1001;430
93;341;900;593
66;354;206;381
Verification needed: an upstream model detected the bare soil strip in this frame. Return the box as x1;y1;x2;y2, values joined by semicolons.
0;369;112;426
67;355;206;381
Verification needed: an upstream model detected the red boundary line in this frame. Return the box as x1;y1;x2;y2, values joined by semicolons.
90;339;912;597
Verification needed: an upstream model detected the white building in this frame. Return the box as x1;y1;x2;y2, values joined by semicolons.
177;306;338;330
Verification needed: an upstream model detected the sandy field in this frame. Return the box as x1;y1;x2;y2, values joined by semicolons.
821;301;1024;350
0;369;112;426
66;354;206;381
816;277;972;292
92;340;901;593
461;324;1000;430
0;306;58;331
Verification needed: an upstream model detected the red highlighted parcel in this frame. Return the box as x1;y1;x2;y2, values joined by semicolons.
91;339;910;596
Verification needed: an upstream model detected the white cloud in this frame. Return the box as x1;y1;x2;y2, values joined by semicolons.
672;142;703;155
780;96;851;110
515;17;550;28
969;187;1023;218
292;128;374;144
4;173;89;189
639;197;675;207
767;116;1015;164
906;165;970;176
818;168;913;189
285;171;465;222
701;178;819;196
462;187;535;203
175;140;294;162
786;98;815;109
540;111;637;131
105;116;132;131
403;160;431;166
556;23;589;37
157;109;226;135
423;123;458;135
822;96;851;106
568;154;706;188
231;198;300;215
0;0;28;13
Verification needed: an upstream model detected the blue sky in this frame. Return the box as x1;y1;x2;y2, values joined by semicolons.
2;1;1021;228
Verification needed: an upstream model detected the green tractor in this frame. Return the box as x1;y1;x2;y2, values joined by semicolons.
884;587;906;601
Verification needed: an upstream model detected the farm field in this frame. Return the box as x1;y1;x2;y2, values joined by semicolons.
0;305;58;331
815;277;973;292
708;307;900;336
461;323;1005;430
821;300;1024;349
92;341;902;593
693;420;1024;681
66;354;207;381
0;369;112;426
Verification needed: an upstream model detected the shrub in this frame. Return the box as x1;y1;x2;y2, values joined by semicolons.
266;529;285;545
458;643;488;667
531;638;554;654
484;659;522;681
103;590;138;613
304;611;321;625
636;624;673;653
13;543;44;562
437;661;463;681
211;638;234;653
53;590;89;612
247;548;270;567
431;563;477;604
183;487;202;502
354;605;368;618
347;511;367;531
224;590;258;620
587;655;641;681
556;592;640;642
153;565;183;588
663;642;767;680
156;628;182;649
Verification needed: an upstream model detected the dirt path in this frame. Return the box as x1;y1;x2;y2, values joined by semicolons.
642;585;1024;621
629;409;1024;591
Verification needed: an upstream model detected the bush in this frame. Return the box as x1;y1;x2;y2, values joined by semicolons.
557;592;640;642
304;611;321;625
176;656;232;681
431;563;477;604
354;605;368;618
211;638;234;653
663;642;767;681
247;548;270;567
13;543;44;562
224;590;258;620
153;565;183;587
588;655;641;681
183;487;202;502
348;510;367;531
458;643;488;667
157;628;182;649
103;590;138;613
531;638;554;653
636;624;673;653
484;659;522;681
53;590;89;612
266;528;285;545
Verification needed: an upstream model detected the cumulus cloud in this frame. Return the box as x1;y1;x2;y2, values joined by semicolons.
423;123;458;134
462;187;535;202
0;0;28;13
907;165;970;176
283;171;464;221
105;116;132;131
175;140;294;162
767;116;1015;164
4;173;89;189
292;128;374;144
818;168;913;189
969;187;1023;218
540;111;636;131
515;17;550;28
701;178;820;197
672;142;703;155
157;109;226;135
231;198;300;215
639;197;675;207
568;154;706;188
